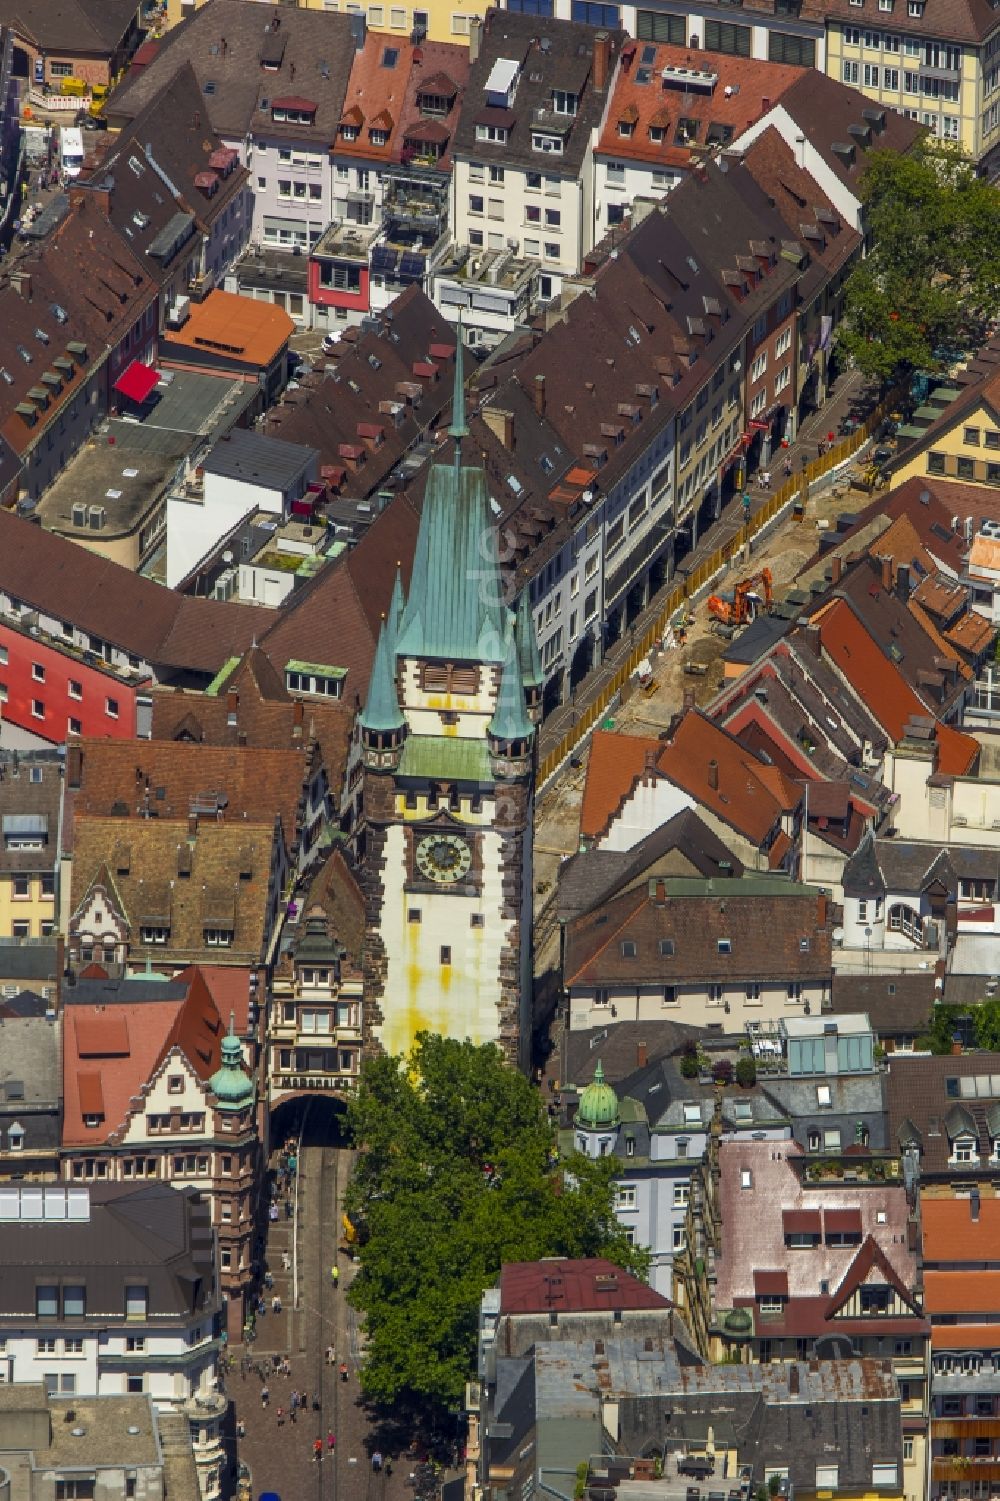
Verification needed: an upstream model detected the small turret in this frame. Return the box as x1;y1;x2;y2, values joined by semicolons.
488;619;533;779
515;589;543;723
208;1013;254;1112
360;619;405;770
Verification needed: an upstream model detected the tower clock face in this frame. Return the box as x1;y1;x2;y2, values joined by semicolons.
415;833;473;885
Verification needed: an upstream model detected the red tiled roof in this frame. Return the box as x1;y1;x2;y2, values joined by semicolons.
828;1235;914;1313
580;729;661;840
782;1208;821;1234
824;1207;862;1234
816;598;979;775
923;1197;1000;1261
925;1271;1000;1316
499;1257;671;1314
272;95;318;112
75;1016;130;1057
754;1269;788;1296
78;1072;105;1118
932;1325;1000;1351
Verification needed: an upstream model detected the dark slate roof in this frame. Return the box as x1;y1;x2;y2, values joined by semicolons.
0;944;59;982
562;1019;708;1088
0;0;139;53
202;428;316;489
63;975;191;1006
886;1054;1000;1172
831;973;936;1038
842;835;955;899
452;10;625;177
0;1183;216;1317
555;808;745;923
106;0;356;143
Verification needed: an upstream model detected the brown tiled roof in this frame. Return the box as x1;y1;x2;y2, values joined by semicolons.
0;0;139;54
150;648;354;802
160;290;294;370
830;973;935;1038
256;493;421;705
924;1270;1000;1315
741;125;861;276
821;0;999;45
299;848;365;967
500;1258;671;1314
106;0;356;141
70;815;279;969
563;877;831;988
923;1197;1000;1262
774;72;922;188
658;711;795;845
0;509;269;673
65;738;310;858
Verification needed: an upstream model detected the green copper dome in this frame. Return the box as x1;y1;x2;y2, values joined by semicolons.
209;1015;253;1110
576;1061;619;1130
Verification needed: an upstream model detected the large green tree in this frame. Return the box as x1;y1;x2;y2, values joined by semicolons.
838;143;1000;382
345;1033;648;1414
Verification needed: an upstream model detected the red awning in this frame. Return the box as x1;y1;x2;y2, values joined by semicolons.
754;1270;789;1296
783;1208;822;1235
114;360;159;404
825;1208;863;1234
429;341;455;361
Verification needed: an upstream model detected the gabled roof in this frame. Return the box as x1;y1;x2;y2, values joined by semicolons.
0;0;139;54
827;1234;916;1316
580;729;661;841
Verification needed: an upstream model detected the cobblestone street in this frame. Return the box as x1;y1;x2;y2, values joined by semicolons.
226;1111;423;1501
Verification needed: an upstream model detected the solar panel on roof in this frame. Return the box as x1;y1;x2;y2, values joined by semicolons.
371;246;398;273
399;253;425;278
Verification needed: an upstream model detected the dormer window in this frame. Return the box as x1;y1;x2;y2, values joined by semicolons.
551;89;578;115
617;118;636;137
370;128;388;146
341;124;359;141
531;131;562;153
649;125;664;142
477;123;509;143
951;1134;979;1165
860;1285;891;1315
271;97;317;126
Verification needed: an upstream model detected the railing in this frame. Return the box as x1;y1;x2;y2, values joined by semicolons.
535;406;885;788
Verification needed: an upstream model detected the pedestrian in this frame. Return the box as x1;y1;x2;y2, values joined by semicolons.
330;1264;339;1287
285;1198;293;1220
326;1345;335;1366
282;1250;291;1272
339;1362;349;1382
290;1402;297;1424
272;1294;282;1314
261;1385;269;1409
236;1419;246;1440
386;1459;393;1478
290;1390;299;1412
373;1451;383;1473
277;1407;285;1427
264;1270;273;1290
269;1201;279;1223
327;1431;336;1452
313;1391;321;1411
313;1439;323;1463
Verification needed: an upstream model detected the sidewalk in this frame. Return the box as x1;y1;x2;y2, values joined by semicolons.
537;368;876;764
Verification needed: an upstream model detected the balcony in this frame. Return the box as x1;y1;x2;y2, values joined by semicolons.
919;62;961;81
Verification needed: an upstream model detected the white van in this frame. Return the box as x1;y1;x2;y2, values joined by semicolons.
59;126;84;179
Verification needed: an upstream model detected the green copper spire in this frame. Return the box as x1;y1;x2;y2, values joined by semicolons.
488;618;533;744
387;566;405;652
360;619;405;735
448;325;469;442
515;588;543;690
209;1012;253;1110
396;330;507;664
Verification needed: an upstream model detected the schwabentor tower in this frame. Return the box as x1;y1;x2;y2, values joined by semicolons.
358;340;540;1067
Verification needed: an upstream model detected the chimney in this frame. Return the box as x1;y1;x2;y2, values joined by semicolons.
643;746;657;786
188;813;198;837
707;758;719;791
482;405;514;449
67;743;83;789
816;891;828;929
830;555;842;586
896;562;911;602
654;881;666;905
682;687;696;711
593;29;611;91
795;134;806;170
789;1366;799;1395
637;1041;648;1068
468;13;484;63
880;555;892;591
972;1188;981;1222
533;373;546;419
800;622;822;658
761;95;770;113
292;699;304;739
226;689;239;717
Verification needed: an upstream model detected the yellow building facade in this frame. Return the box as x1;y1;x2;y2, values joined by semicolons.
161;0;482;45
892;382;1000;491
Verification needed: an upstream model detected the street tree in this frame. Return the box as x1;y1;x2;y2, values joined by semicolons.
345;1033;648;1415
838;144;1000;382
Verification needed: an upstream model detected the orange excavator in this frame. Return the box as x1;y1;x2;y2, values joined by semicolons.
707;567;773;628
